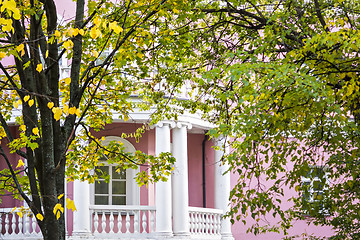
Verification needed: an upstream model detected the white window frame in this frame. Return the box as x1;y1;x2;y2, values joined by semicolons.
91;136;140;206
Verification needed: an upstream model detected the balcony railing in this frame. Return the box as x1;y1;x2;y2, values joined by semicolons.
1;206;224;239
188;207;223;239
90;205;156;238
0;208;42;239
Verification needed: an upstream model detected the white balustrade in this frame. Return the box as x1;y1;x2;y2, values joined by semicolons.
0;208;42;239
188;207;223;239
90;205;156;238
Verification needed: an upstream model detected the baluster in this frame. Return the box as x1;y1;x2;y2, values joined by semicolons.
4;213;9;236
214;214;218;235
25;214;30;234
216;214;221;235
117;212;122;233
101;212;106;233
141;210;147;233
194;212;199;234
94;212;99;234
32;215;37;234
134;210;139;233
125;211;130;233
203;213;207;234
12;213;17;235
206;213;210;234
189;212;193;233
201;213;205;234
202;213;206;234
150;210;155;233
209;213;214;235
109;212;114;234
18;214;23;235
198;213;202;234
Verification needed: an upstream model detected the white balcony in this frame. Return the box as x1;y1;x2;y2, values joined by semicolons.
0;208;42;240
1;206;224;240
90;205;156;238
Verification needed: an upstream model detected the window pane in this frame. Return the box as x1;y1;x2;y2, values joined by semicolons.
96;166;109;179
112;181;126;194
112;196;126;205
112;167;126;179
95;181;109;194
95;196;109;205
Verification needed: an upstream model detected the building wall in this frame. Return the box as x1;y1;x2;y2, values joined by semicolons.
0;122;336;239
0;126;22;209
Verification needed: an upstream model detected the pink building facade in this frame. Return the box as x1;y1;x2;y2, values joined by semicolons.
0;119;335;240
1;119;236;240
0;1;335;239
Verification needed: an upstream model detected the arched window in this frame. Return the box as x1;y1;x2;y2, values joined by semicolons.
92;136;140;206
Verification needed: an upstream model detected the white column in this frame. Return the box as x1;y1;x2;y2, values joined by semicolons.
72;180;91;237
155;122;173;237
172;122;191;237
214;138;234;240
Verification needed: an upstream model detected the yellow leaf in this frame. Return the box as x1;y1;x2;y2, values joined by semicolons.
93;17;101;27
28;99;34;107
32;127;39;136
109;22;122;34
92;50;99;58
53;203;64;220
36;213;43;221
52;107;62;121
20;125;26;131
53;203;64;213
136;52;143;59
13;9;21;20
10;207;16;213
75;108;81;117
13;101;19;109
36;64;43;72
63;40;73;50
66;198;77;212
63;105;69;115
68;107;76;115
70;28;79;37
16;159;24;168
45;50;49;58
16;44;24;52
90;27;101;39
58;193;64;199
54;30;61;37
109;21;117;30
79;29;85;35
0;52;6;58
17;211;23;218
24;95;30;102
64;77;71;85
47;102;54;109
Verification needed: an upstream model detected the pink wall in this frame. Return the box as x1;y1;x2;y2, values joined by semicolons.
187;133;204;207
187;134;217;209
205;138;215;209
229;152;335;240
0;126;22;208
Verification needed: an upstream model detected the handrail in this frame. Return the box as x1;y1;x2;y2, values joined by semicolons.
188;206;223;214
90;205;155;211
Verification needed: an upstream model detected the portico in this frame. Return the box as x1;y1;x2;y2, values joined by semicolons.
0;121;234;240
